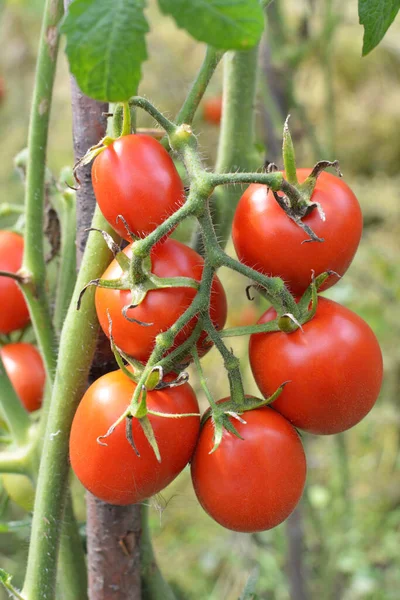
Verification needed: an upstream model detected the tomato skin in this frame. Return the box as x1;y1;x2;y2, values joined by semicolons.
69;369;200;505
249;297;383;435
2;474;35;512
95;239;227;362
203;96;222;125
92;134;184;241
0;232;30;334
0;343;45;412
191;404;306;532
232;170;363;296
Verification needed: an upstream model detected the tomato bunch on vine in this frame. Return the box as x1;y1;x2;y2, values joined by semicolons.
0;0;394;596
65;103;382;533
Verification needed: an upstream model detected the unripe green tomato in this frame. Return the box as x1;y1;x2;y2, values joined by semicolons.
2;473;35;512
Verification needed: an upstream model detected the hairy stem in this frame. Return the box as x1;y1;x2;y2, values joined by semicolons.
21;0;63;382
176;47;224;125
212;47;260;248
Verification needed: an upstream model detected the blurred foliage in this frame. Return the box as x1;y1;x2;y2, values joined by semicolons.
0;0;399;598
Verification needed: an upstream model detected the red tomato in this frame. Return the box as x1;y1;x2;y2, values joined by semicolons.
95;239;227;363
92;134;184;241
0;231;30;334
249;297;383;435
0;343;45;412
232;170;363;296
203;96;223;125
69;369;200;505
191;404;306;532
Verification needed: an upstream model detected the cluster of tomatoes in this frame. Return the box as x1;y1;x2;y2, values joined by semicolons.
69;133;383;533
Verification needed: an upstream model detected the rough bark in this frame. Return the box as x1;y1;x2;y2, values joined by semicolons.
86;496;142;600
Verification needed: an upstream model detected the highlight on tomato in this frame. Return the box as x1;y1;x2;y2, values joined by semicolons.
191;404;306;532
0;231;30;334
0;343;45;412
232;170;363;296
92;134;185;241
69;369;200;505
95;238;227;363
249;297;383;435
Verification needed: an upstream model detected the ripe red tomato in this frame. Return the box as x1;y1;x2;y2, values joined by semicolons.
249;297;383;435
0;231;30;334
92;134;185;241
232;170;363;296
0;343;45;412
95;238;227;363
69;369;200;505
203;96;223;125
191;404;306;532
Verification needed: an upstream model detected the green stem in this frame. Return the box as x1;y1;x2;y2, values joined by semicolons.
192;346;218;410
141;505;176;600
0;450;30;474
58;495;88;600
53;191;77;336
22;209;114;600
176;47;224;125
212;47;260;248
121;101;131;137
198;209;298;317
129;97;176;135
0;204;24;218
0;356;30;446
21;0;63;382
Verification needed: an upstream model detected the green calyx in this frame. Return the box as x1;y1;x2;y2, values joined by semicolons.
78;228;199;317
203;384;288;454
278;116;343;242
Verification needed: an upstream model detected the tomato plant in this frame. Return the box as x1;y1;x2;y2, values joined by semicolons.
69;369;200;505
95;238;227;362
0;0;390;595
249;297;383;435
0;343;45;412
232;170;363;295
191;404;306;532
92;134;185;241
0;231;30;334
203;96;223;125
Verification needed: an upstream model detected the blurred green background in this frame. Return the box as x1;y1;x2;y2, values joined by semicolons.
1;0;399;598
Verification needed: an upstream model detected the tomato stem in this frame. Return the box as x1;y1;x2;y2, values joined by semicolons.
176;47;224;126
121;102;131;137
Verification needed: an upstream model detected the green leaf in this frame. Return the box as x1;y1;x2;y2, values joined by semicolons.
157;0;264;50
61;0;149;102
359;0;400;56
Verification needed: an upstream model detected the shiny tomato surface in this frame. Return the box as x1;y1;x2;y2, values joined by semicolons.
92;134;184;240
191;404;306;532
249;297;383;434
70;369;200;505
0;343;45;412
232;170;363;295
